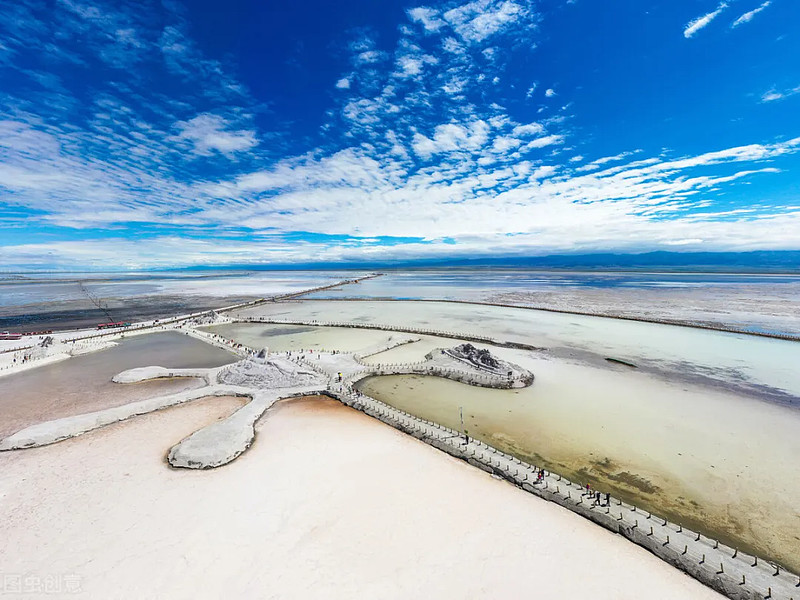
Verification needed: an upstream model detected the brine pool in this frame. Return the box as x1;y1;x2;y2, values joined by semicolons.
0;332;236;438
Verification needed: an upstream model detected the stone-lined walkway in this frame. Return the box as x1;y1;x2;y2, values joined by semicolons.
324;383;799;600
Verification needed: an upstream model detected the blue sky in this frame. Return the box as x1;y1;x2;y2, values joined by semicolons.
0;0;799;269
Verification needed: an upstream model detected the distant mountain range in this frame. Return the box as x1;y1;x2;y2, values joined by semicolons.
6;251;798;275
404;251;800;272
188;250;800;273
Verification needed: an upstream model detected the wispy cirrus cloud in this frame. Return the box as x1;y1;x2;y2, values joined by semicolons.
761;84;800;103
732;1;772;27
576;151;641;172
684;2;728;38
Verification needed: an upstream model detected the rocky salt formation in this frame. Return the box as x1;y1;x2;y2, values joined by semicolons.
424;343;534;387
447;343;501;370
188;310;226;326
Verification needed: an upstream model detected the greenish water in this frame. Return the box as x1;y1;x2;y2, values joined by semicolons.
355;350;800;573
201;322;403;353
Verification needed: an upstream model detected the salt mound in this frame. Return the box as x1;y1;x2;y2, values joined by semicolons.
189;311;225;326
217;357;323;389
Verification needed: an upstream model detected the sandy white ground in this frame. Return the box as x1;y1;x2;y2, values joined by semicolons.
0;395;721;600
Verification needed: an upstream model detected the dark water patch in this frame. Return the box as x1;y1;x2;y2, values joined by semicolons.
201;323;317;339
637;358;800;409
0;295;259;333
255;325;316;337
605;357;638;368
547;345;800;410
607;471;659;495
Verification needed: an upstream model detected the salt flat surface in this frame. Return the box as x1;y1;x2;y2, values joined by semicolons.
306;270;800;337
0;396;721;600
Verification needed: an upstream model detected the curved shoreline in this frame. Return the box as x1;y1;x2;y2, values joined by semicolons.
290;296;800;342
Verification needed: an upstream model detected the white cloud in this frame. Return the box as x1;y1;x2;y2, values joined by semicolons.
441;37;465;54
175;114;257;157
577;151;640;171
0;120;62;156
684;2;728;38
408;6;445;32
178;136;800;265
444;0;526;44
491;136;522;153
545;88;556;97
761;85;800;103
335;77;351;89
526;134;563;148
412;121;491;157
442;75;470;95
512;122;544;136
732;1;771;27
5;205;800;269
356;50;384;64
396;55;424;77
662;238;704;246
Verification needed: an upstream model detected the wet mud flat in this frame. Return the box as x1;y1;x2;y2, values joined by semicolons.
0;294;260;333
